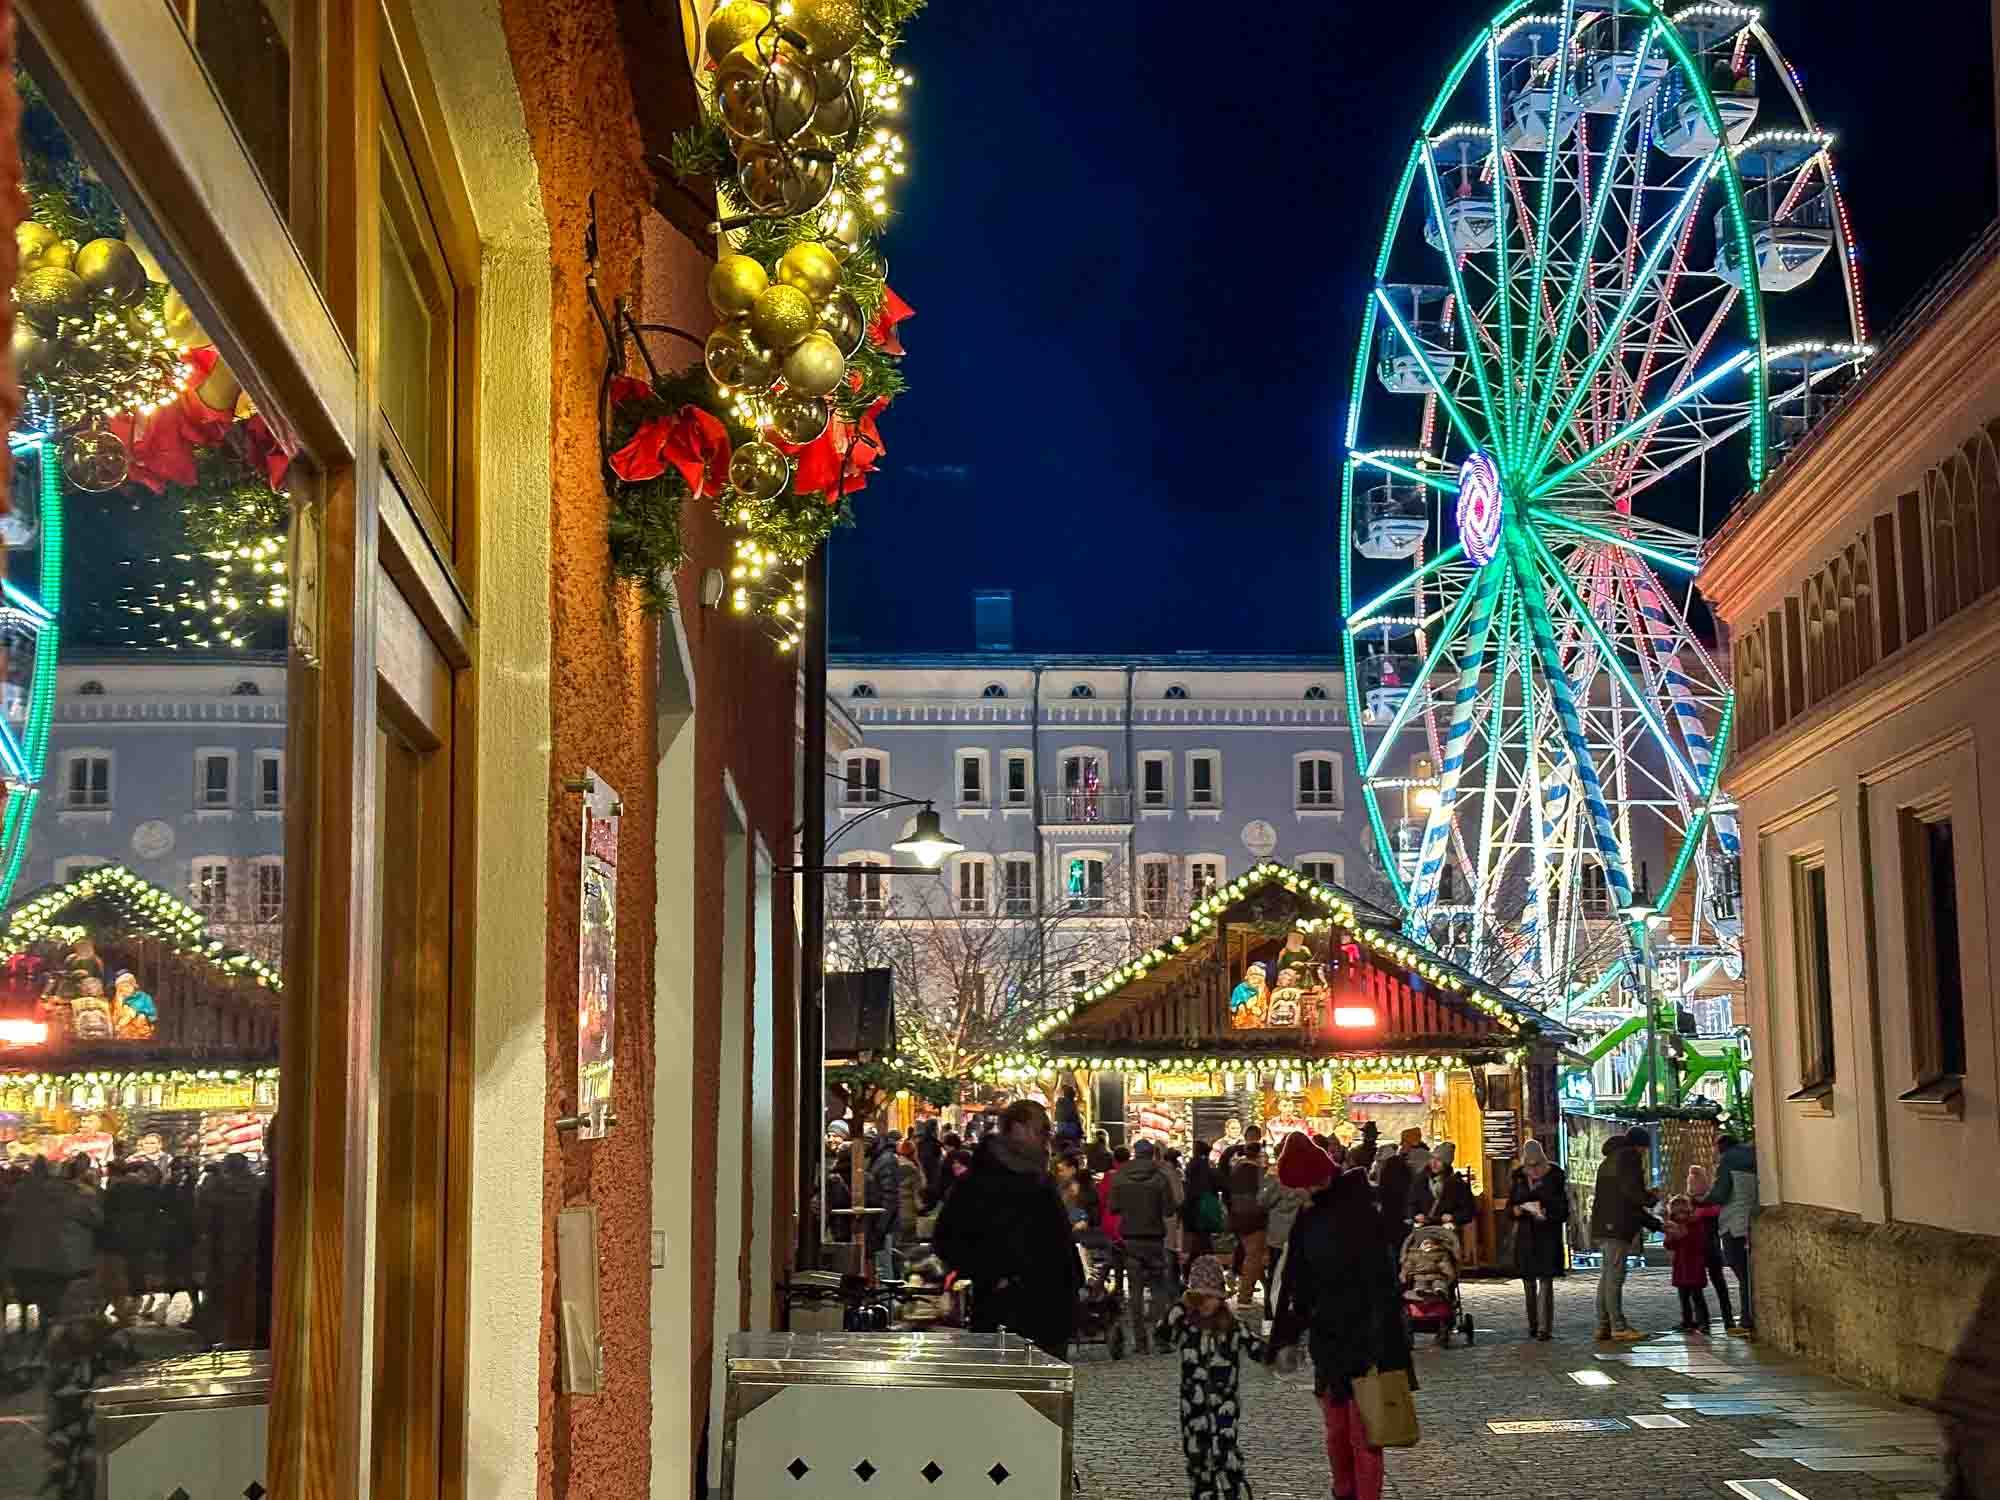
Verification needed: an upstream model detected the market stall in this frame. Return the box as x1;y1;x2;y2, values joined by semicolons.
982;862;1571;1270
0;865;282;1159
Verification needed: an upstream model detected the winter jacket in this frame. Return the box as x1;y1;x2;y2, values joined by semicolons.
823;1165;853;1243
895;1157;923;1243
1270;1171;1418;1402
104;1174;165;1256
916;1134;946;1208
1226;1155;1268;1233
933;1137;1082;1359
1180;1154;1219;1232
1107;1156;1177;1239
1505;1164;1570;1279
1589;1139;1661;1242
1259;1176;1313;1252
1668;1205;1720;1289
865;1142;902;1246
1411;1165;1476;1226
1376;1154;1414;1234
1705;1141;1760;1239
6;1174;100;1277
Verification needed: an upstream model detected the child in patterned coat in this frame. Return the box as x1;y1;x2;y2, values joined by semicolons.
1157;1254;1266;1500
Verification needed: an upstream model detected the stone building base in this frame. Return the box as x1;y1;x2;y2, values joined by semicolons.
1754;1202;2000;1407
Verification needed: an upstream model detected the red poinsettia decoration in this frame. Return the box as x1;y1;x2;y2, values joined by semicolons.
607;375;732;497
107;346;236;493
776;395;888;501
868;287;914;356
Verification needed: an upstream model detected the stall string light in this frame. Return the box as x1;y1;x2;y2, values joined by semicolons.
4;864;283;990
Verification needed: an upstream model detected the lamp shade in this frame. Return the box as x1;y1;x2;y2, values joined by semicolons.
891;805;962;868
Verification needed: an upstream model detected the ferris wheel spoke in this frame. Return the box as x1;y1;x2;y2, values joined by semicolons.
1517;0;1579;440
1533;507;1699;573
1364;583;1485;777
1421;141;1506;442
1485;32;1519;456
1348;541;1468;627
1526;147;1724;477
1351;450;1461;496
1531;345;1754;500
1374;286;1490;454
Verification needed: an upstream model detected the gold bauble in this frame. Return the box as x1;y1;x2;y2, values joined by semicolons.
704;323;779;392
809;84;857;142
16;267;89;333
162;288;211;348
782;331;846;399
777;242;842;304
738;146;835;217
9;318;56;382
791;0;866;59
749;283;815;351
716;39;819;146
729;440;791;501
61;425;130;493
767;390;830;445
708;254;770;319
15;221;57;264
704;0;772;63
817;288;866;358
33;239;78;275
74;239;148;306
814;55;853;97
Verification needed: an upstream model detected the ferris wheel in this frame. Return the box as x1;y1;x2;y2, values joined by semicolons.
1340;1;1868;1010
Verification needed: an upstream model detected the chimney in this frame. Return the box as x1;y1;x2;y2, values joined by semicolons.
974;589;1013;652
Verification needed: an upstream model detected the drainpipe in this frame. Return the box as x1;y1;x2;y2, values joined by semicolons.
1124;664;1136;916
1032;664;1045;1013
796;541;828;1273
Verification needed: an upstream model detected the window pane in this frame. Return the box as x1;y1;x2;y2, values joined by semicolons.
1925;820;1966;1076
182;0;297;240
1006;756;1026;797
1803;864;1835;1082
1144;760;1163;792
961;757;980;797
378;180;437;482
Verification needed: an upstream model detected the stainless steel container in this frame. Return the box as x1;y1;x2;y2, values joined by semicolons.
94;1348;269;1499
722;1332;1073;1500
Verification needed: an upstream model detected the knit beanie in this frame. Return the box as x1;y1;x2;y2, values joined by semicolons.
1277;1131;1334;1191
1520;1138;1549;1169
1184;1254;1227;1301
1434;1140;1457;1170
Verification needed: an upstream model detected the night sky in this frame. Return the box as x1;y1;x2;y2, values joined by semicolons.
828;3;1997;656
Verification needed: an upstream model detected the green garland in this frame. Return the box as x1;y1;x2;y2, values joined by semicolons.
605;365;753;612
828;1060;957;1110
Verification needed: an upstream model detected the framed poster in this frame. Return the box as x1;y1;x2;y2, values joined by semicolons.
578;770;620;1140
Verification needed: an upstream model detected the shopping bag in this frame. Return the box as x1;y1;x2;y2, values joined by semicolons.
1352;1365;1419;1448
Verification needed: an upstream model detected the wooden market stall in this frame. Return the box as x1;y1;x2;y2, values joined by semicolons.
988;862;1573;1270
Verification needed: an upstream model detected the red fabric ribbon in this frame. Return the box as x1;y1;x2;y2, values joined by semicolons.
609;400;732;497
107;346;236;493
239;413;293;491
868;286;914;356
777;395;888;501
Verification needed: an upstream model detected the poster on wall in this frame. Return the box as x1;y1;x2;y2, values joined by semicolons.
577;770;620;1140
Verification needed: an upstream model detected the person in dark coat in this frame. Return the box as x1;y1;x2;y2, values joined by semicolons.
1269;1163;1416;1500
1410;1140;1476;1235
1052;1086;1084;1148
1374;1147;1415;1259
916;1121;946;1211
932;1099;1082;1359
1180;1141;1220;1272
1505;1139;1569;1340
102;1157;165;1325
865;1130;903;1274
6;1157;100;1346
198;1153;262;1346
1086;1129;1114;1177
1589;1127;1661;1341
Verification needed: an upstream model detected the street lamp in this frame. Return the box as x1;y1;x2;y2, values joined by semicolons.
889;805;962;868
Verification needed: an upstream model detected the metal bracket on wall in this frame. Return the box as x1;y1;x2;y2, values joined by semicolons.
561;774;623;819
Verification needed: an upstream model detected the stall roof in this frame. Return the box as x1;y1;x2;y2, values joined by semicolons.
999;862;1569;1072
4;866;283;991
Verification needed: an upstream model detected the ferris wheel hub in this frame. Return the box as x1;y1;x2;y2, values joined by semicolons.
1455;450;1505;566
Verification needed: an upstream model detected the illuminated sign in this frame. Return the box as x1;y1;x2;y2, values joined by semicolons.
1143;1071;1221;1099
1331;1006;1378;1029
1457;450;1503;565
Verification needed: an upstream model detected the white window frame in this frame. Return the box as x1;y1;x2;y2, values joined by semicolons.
1186;750;1222;816
1000;855;1035;916
251;855;285;924
194;747;238;812
1001;750;1033;813
1058;849;1110;911
839;852;891;916
956;749;991;812
955;854;993;915
1138;751;1172;814
54;856;108;885
1294;751;1343;813
253;748;284;813
841;751;889;807
1187;854;1226;902
1139;854;1175;918
1297;853;1345;888
190;856;234;921
61;749;114;812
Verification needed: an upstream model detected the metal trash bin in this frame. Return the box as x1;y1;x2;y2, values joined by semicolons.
721;1331;1073;1500
93;1347;269;1499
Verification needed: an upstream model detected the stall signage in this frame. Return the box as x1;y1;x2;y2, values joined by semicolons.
577;771;620;1140
1482;1108;1519;1156
1348;1073;1422;1099
1559;1072;1596;1111
1144;1071;1220;1098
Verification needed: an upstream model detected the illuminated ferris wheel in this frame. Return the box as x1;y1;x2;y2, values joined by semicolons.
1340;1;1868;1008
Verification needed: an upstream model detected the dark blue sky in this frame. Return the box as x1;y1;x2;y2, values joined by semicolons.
829;2;1997;654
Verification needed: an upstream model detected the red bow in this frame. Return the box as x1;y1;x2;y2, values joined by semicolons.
107;346;235;493
868;287;914;356
239;413;293;491
777;396;888;500
609;401;732;496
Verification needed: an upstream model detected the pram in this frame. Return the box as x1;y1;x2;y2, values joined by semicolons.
1399;1223;1475;1347
1071;1234;1129;1359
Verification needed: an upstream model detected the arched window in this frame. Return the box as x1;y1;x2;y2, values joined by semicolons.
1069;683;1094;699
1303;684;1329;701
1833;555;1858;695
1954;438;1984;609
1163;684;1189;700
1930;466;1963;623
76;680;104;696
981;682;1007;699
1849;541;1877;674
232;680;262;697
1803;577;1826;704
849;682;876;699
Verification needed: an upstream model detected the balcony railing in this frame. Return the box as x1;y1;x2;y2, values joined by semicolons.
1041;789;1134;823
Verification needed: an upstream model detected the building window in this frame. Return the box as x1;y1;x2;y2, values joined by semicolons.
1903;813;1967;1082
957;858;988;915
65;752;111;809
1055;750;1110;821
75;680;104;697
843;752;886;805
1188;753;1219;808
1299;856;1344;887
1141;858;1172;917
255;750;283;810
232;680;262;697
54;857;107;885
841;855;888;917
1580;864;1611;918
1295;753;1340;808
1188;858;1222;901
1140;752;1170;809
192;859;233;921
1064;854;1107;910
849;682;876;699
1001;857;1034;915
197;751;236;809
1004;753;1030;807
1069;683;1094;699
1794;858;1836;1088
1068;968;1090;998
957;750;988;808
982;682;1007;699
1303;684;1329;701
254;860;285;925
1164;684;1188;700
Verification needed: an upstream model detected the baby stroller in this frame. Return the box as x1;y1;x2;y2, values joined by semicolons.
1071;1236;1128;1359
1399;1223;1475;1347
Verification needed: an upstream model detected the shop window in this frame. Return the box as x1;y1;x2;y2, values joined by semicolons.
1793;859;1836;1089
1903;813;1967;1083
1001;857;1034;915
1004;753;1030;807
843;752;886;805
65;751;112;809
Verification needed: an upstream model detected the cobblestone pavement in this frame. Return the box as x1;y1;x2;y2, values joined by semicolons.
1072;1267;1945;1500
